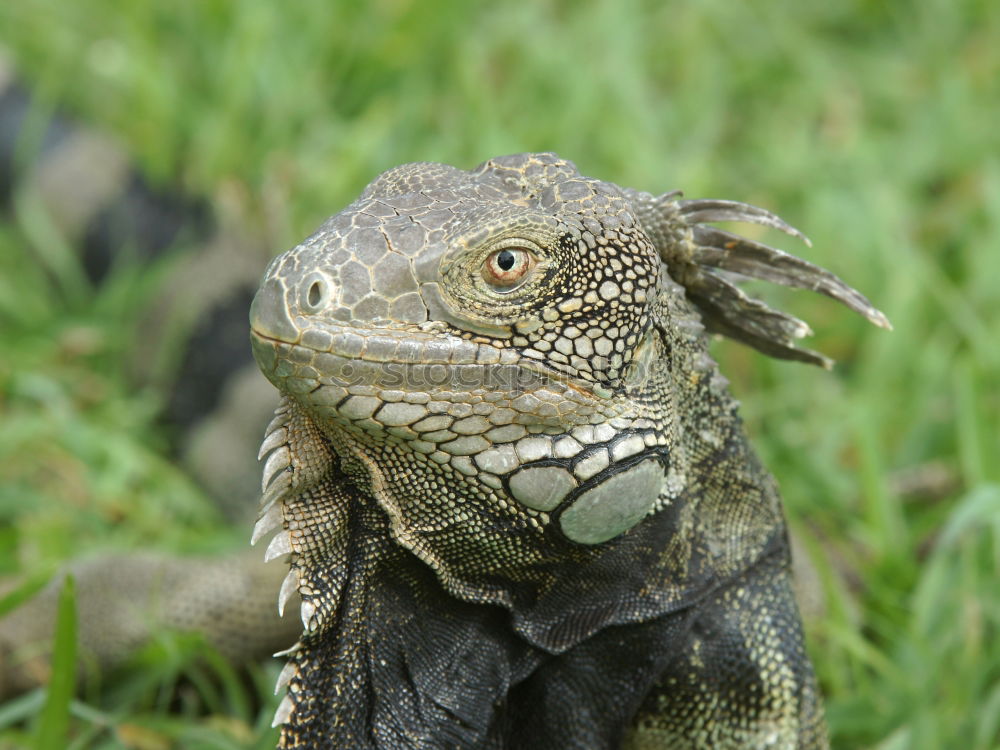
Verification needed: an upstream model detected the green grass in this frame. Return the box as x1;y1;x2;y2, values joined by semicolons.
0;0;998;747
34;576;76;750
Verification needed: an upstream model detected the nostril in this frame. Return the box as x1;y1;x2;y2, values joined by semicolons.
308;281;323;308
301;272;333;312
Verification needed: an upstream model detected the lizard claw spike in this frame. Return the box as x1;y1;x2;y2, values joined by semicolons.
679;198;812;245
274;660;297;695
271;694;295;728
251;502;284;546
258;470;291;512
271;641;302;659
258;427;288;460
273;641;302;658
690;225;889;329
300;599;317;632
264;530;293;562
278;568;298;617
627;187;890;364
261;446;292;493
263;408;291;438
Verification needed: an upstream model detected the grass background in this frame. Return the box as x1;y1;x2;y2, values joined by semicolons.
0;0;998;747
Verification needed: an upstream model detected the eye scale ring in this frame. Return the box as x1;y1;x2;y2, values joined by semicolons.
482;247;534;291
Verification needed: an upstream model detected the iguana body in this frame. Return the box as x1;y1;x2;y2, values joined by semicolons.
249;152;887;748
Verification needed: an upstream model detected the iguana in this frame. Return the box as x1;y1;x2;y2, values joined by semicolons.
248;151;888;748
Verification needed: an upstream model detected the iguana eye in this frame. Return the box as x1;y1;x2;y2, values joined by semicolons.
482;247;534;291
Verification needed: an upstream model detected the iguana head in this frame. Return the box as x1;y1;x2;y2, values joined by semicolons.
248;152;887;735
249;152;887;606
250;153;673;561
252;154;660;390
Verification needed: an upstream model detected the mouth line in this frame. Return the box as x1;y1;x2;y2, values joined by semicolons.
250;328;291;345
251;322;605;401
253;320;510;367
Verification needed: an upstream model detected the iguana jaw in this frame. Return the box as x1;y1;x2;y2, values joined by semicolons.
249;319;596;410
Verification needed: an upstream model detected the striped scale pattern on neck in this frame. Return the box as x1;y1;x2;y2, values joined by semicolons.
249;152;887;749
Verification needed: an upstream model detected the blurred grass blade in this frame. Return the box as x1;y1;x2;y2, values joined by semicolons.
33;575;76;750
0;689;45;730
936;485;1000;551
0;572;52;618
975;683;1000;750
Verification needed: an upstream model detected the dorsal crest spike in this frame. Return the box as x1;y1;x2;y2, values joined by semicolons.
624;188;889;365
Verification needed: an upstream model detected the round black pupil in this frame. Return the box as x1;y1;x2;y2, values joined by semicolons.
496;250;516;271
